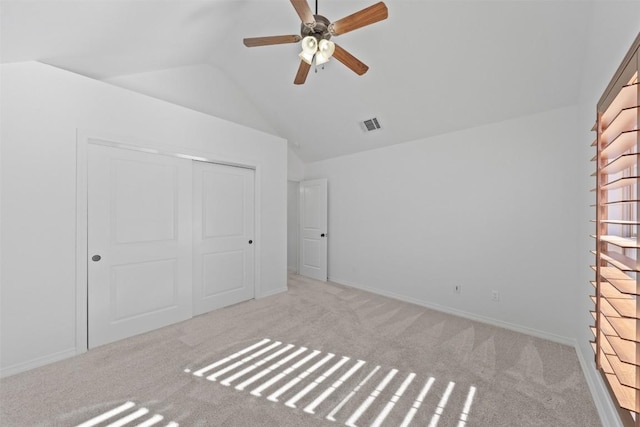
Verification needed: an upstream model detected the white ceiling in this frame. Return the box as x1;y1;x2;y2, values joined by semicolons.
1;0;596;162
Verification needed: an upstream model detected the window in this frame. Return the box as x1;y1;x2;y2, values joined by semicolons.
592;34;640;425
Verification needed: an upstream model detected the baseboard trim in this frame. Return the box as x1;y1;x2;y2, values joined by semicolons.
573;340;621;427
0;347;77;378
258;286;288;299
328;276;574;346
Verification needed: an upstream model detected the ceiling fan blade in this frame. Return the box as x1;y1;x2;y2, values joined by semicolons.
243;35;302;47
290;0;316;26
332;44;369;76
329;2;388;36
294;61;311;85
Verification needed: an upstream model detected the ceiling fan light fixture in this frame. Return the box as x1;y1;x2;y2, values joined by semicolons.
315;53;330;65
318;39;335;58
300;36;318;55
299;35;319;64
299;50;315;65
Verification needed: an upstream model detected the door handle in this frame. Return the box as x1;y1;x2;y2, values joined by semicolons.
321;233;325;238
91;255;101;262
248;240;253;244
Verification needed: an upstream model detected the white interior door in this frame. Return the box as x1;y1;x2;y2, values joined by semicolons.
193;161;255;316
299;179;328;281
88;144;193;348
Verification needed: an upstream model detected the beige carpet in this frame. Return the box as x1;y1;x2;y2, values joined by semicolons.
0;274;600;426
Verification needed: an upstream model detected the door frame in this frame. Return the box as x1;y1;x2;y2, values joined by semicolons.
287;180;300;274
75;129;261;354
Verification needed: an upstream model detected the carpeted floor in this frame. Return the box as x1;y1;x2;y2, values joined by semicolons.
0;274;600;426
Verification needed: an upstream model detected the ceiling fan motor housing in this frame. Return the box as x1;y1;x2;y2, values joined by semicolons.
301;15;332;41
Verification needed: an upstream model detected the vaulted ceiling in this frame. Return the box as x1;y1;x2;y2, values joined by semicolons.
1;1;598;161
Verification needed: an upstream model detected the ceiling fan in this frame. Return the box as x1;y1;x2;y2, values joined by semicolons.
243;0;388;85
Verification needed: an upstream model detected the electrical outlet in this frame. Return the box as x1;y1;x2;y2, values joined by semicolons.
454;284;462;294
491;290;500;302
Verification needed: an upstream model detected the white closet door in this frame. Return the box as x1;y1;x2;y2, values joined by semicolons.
299;179;328;281
193;161;255;316
88;144;193;348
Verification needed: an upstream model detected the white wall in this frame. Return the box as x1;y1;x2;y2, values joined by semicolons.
106;63;310;184
103;64;276;135
288;147;305;182
287;149;304;273
306;106;580;342
0;61;288;376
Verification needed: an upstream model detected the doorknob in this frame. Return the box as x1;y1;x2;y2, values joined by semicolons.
321;233;325;237
91;255;101;262
248;240;253;244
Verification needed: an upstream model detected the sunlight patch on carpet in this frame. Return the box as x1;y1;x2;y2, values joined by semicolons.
75;401;178;427
185;338;479;426
457;385;477;427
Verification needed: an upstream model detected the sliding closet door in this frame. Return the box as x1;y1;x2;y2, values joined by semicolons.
193;161;255;316
87;144;193;348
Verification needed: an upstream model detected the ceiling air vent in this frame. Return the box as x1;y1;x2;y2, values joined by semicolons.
360;117;382;132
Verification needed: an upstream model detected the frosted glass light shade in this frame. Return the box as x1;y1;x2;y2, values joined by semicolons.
299;50;315;65
318;39;335;58
315;52;330;65
299;36;319;65
301;36;318;55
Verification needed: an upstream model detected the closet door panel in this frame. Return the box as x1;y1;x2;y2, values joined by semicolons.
88;143;193;348
193;162;255;316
